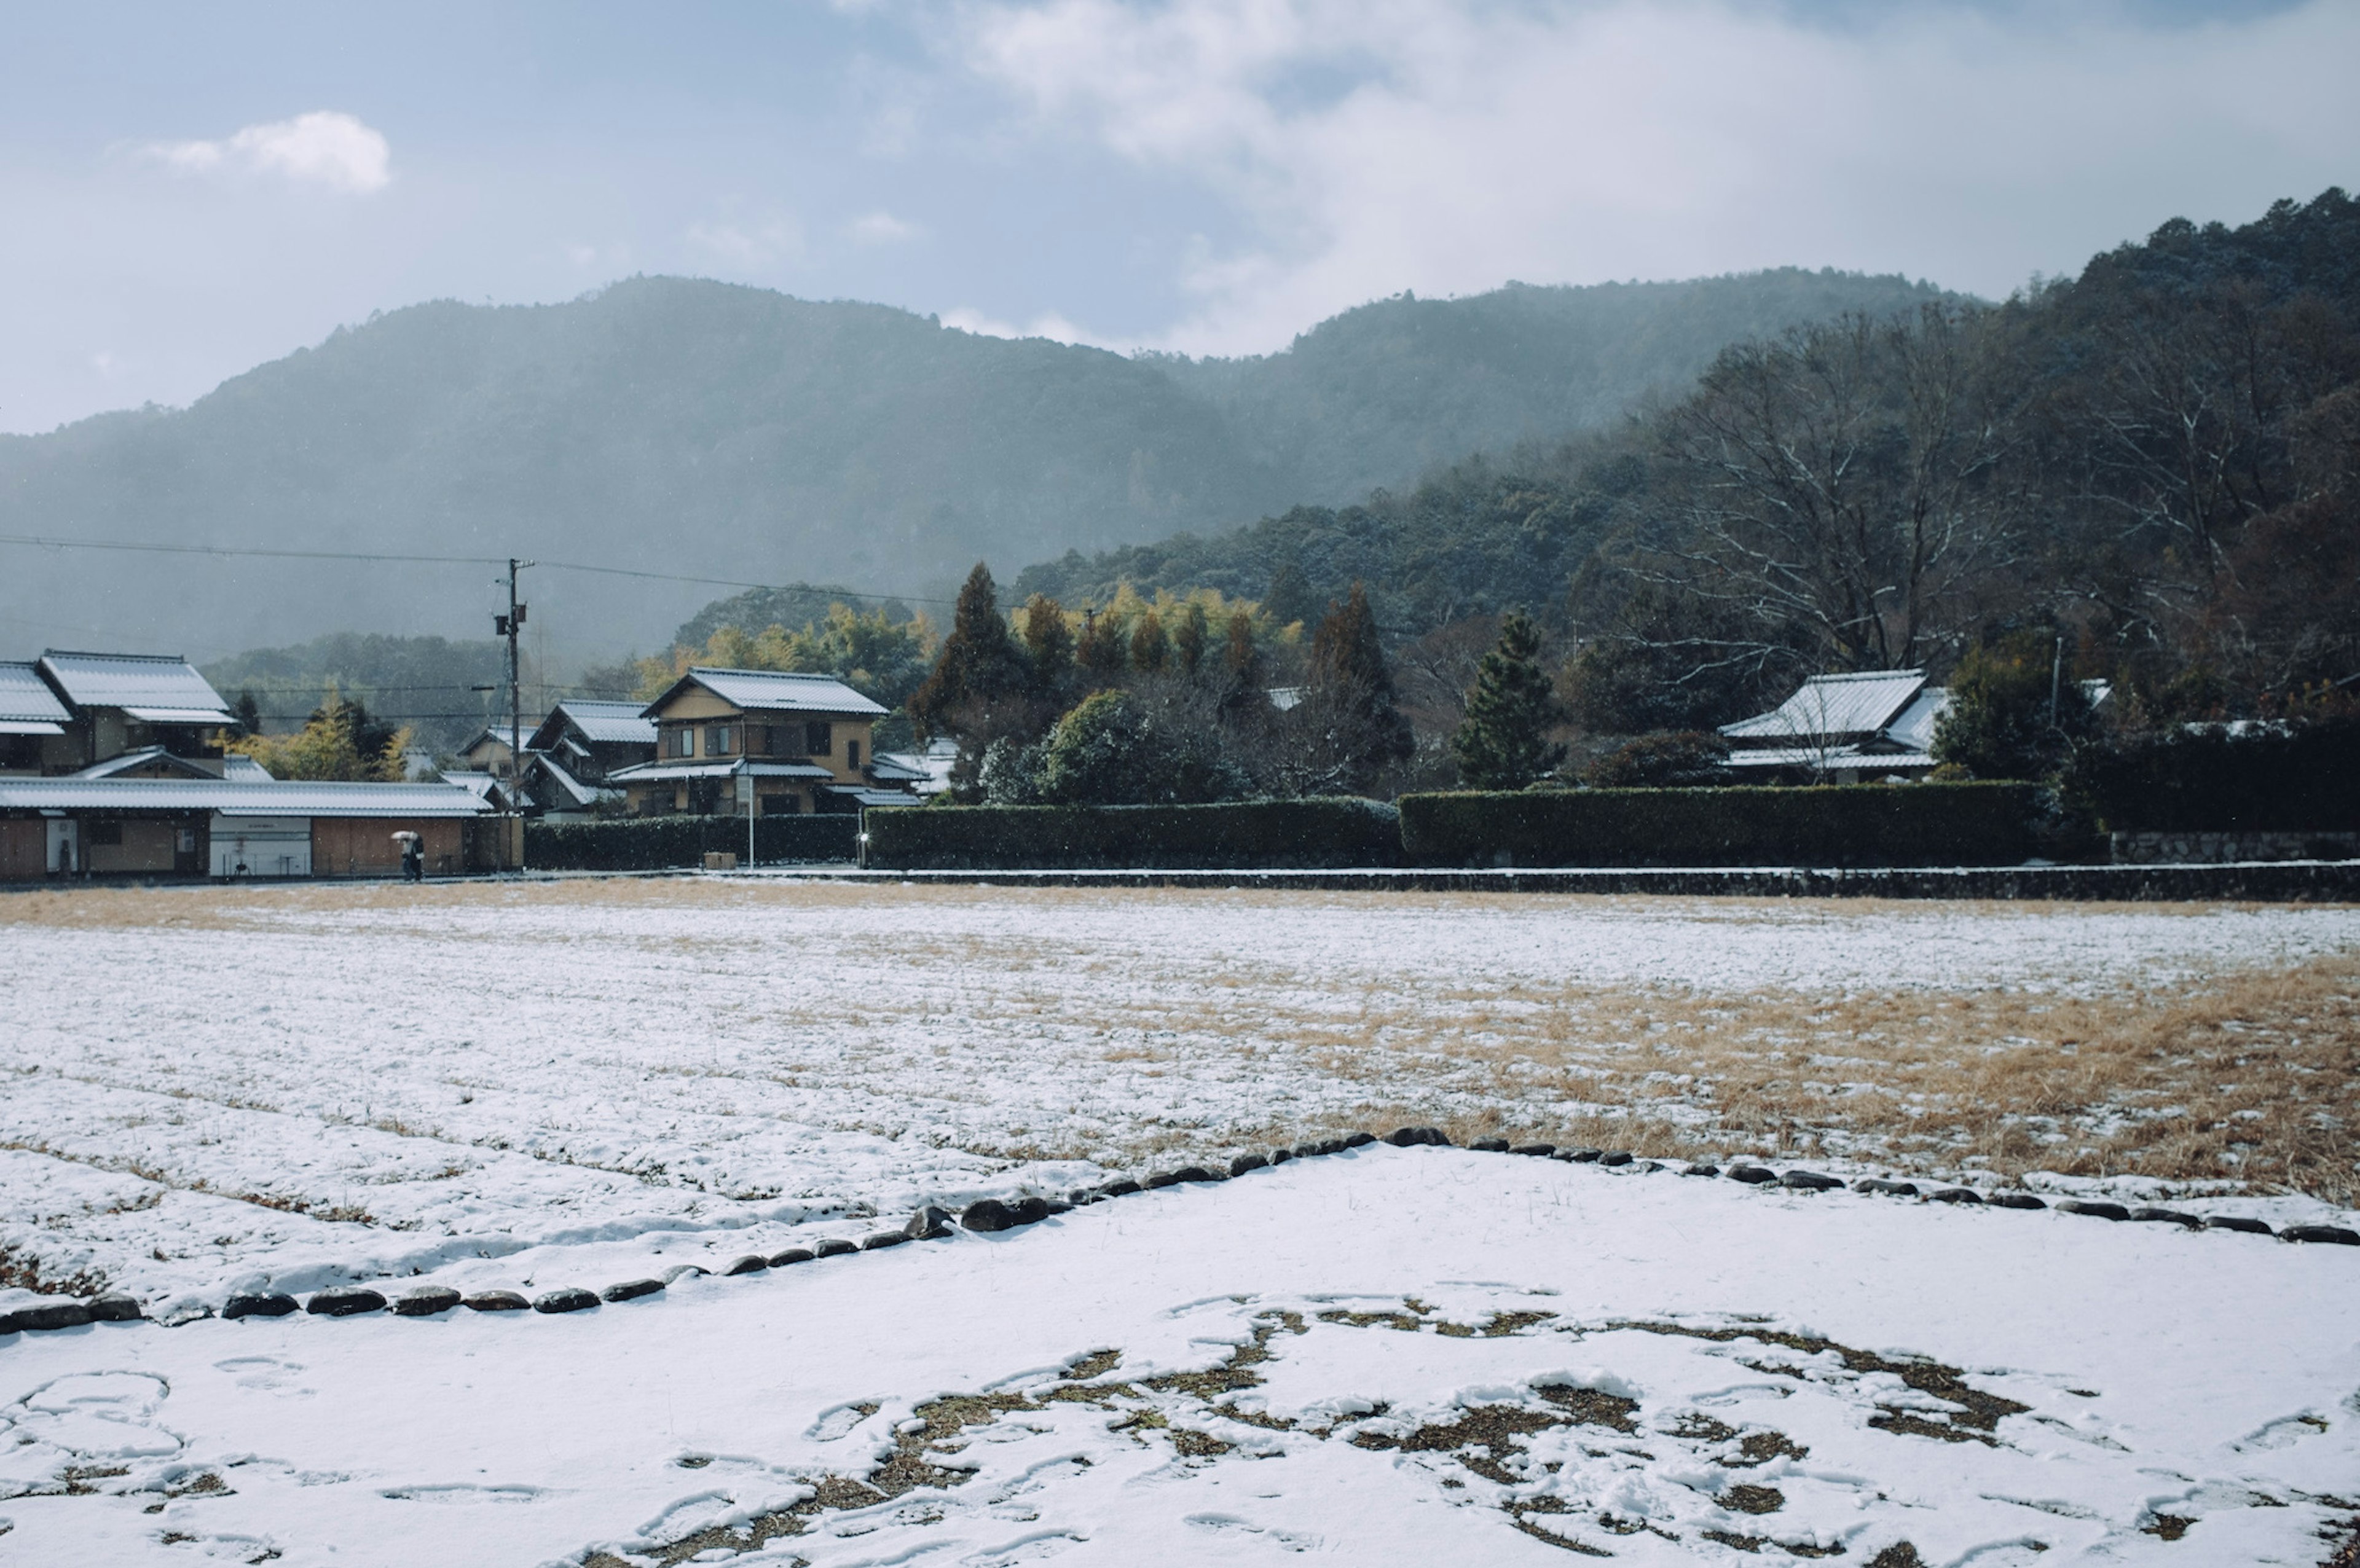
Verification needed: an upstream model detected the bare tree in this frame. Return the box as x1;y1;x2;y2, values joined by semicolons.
1637;304;2027;673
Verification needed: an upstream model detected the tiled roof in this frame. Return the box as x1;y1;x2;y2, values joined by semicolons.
0;778;494;817
656;667;887;718
0;661;71;729
607;759;835;783
37;651;231;721
548;700;658;746
1719;670;1928;742
1882;688;1953;753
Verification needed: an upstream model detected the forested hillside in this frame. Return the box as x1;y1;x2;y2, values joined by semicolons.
0;268;1937;659
1020;191;2360;735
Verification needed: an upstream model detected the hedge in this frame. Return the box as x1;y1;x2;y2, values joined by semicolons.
865;798;1402;871
1398;783;2043;869
524;814;859;871
2064;719;2360;832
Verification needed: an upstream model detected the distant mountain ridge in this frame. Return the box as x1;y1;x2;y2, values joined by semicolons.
0;267;1944;659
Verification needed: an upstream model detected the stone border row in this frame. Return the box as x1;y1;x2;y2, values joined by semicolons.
4;1129;2353;1339
778;861;2360;904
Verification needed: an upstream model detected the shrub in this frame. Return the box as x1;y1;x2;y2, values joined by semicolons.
867;798;1401;870
1398;783;2042;868
1932;632;2096;779
1583;731;1731;788
2062;718;2360;831
525;814;859;871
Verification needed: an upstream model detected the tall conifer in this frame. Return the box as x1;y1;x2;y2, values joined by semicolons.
1131;610;1170;673
907;563;1025;742
1302;582;1412;789
1452;612;1567;789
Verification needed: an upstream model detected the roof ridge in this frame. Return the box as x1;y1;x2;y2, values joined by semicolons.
691;665;848;679
41;649;194;663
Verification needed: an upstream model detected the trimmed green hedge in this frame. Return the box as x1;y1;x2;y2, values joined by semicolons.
525;815;859;871
2064;719;2360;832
1398;783;2043;868
866;798;1402;871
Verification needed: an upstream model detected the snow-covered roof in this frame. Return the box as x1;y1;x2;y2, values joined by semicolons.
69;747;218;780
1725;747;1943;770
608;759;836;783
864;755;929;783
526;754;616;810
37;651;232;724
0;778;494;817
0;661;71;732
1882;688;1952;753
1720;670;1928;743
649;667;887;719
535;699;658;748
222;755;274;782
820;784;924;808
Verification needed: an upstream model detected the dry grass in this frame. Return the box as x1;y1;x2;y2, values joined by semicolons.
7;877;2354;1203
1312;958;2360;1203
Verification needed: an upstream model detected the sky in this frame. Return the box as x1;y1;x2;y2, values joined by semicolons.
1;0;2354;436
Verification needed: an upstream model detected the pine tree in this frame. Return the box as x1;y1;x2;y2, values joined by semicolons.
1452;612;1567;789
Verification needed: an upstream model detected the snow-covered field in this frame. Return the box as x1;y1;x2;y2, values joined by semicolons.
3;1147;2355;1566
2;879;2356;1313
4;880;2359;1565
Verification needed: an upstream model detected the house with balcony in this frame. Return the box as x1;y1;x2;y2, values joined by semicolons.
607;667;916;816
24;651;235;774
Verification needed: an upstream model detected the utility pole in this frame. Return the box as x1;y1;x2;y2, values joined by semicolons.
494;559;532;872
2049;633;2064;732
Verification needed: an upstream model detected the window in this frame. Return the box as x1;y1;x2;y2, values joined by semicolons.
846;739;861;769
759;793;801;815
667;727;694;759
707;725;735;757
804;721;833;755
747;725;771;757
85;820;123;847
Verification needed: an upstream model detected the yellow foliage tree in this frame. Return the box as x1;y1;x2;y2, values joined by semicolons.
228;687;413;782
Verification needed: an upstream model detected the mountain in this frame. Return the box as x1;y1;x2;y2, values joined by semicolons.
0;268;1945;662
1018;190;2360;731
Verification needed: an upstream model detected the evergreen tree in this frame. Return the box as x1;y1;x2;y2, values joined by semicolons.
1933;630;2094;779
1075;610;1128;684
1263;559;1314;629
1452;612;1568;788
1218;611;1270;721
1018;594;1076;706
1130;610;1170;673
1297;582;1412;791
1173;602;1210;676
905;565;1029;794
232;689;263;737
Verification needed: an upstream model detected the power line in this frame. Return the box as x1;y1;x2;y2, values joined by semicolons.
0;530;956;608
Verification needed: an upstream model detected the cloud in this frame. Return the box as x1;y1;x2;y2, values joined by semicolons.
848;210;926;244
685;216;804;267
938;305;1114;347
152;111;392;194
958;0;2360;356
